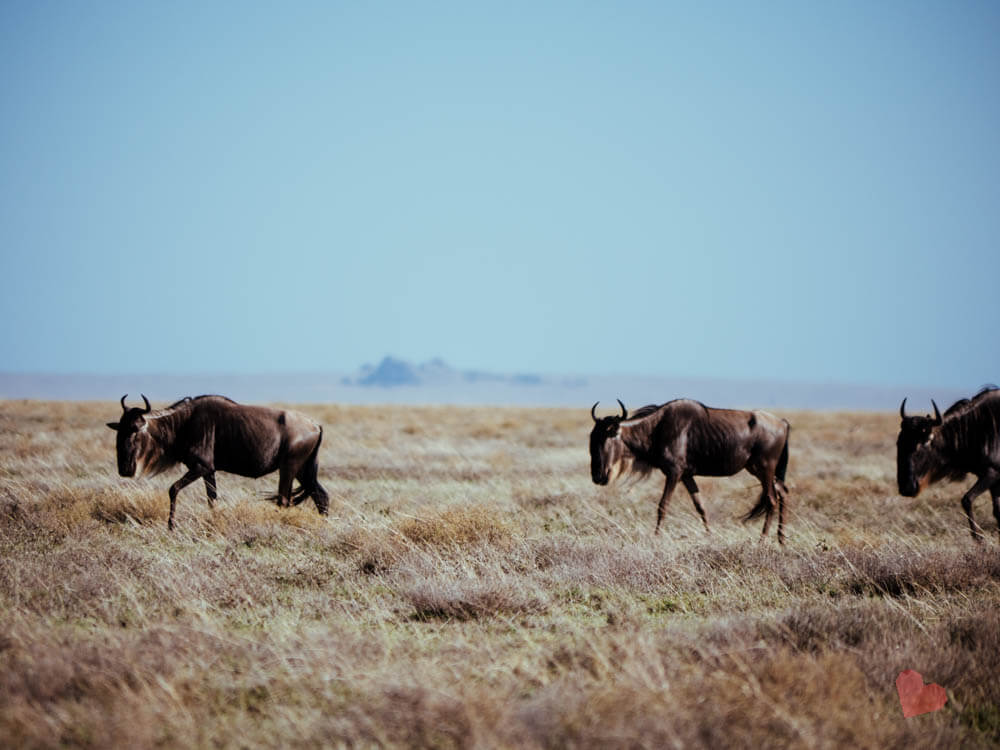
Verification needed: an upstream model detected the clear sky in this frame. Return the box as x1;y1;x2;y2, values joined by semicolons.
2;1;998;388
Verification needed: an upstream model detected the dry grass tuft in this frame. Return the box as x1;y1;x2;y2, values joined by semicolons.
841;546;1000;597
89;487;167;526
340;684;479;749
396;505;514;549
404;578;547;621
205;499;330;536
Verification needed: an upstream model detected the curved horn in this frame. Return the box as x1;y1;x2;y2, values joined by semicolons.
141;394;151;413
899;398;908;419
931;399;942;424
591;402;600;423
121;394;129;412
617;399;628;420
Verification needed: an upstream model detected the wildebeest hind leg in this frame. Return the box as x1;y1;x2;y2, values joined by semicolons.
276;467;295;508
960;474;994;542
758;491;775;539
756;469;778;541
775;480;787;545
681;476;709;533
310;482;329;515
203;472;217;509
294;452;329;515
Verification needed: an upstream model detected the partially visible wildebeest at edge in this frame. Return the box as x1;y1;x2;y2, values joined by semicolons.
897;386;1000;542
589;398;791;544
106;394;329;530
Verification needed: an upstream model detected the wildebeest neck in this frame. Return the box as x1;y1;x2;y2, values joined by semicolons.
132;400;201;476
938;389;1000;456
618;415;656;462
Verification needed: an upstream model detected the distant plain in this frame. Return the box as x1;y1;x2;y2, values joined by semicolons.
2;400;999;748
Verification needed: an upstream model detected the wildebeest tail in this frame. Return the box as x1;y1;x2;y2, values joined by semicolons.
300;426;322;488
296;426;329;514
742;494;772;523
743;422;789;523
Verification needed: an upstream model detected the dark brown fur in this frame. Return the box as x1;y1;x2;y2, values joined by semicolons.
897;387;1000;542
590;399;791;543
107;394;329;530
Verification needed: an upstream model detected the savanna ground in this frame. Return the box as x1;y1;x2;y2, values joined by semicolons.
1;400;999;749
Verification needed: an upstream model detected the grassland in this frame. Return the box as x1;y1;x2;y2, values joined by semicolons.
1;400;999;749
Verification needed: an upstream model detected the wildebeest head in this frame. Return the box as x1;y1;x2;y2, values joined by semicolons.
896;398;942;497
589;399;630;485
106;394;153;477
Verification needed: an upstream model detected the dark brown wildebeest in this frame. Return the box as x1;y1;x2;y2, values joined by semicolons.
107;394;329;530
589;399;791;543
897;387;1000;542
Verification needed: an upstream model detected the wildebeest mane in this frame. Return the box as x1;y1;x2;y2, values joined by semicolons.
629;403;662;420
935;387;1000;480
626;399;710;422
943;385;998;417
163;394;237;410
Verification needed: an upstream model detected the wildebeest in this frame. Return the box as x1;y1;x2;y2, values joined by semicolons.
107;394;329;530
589;399;791;543
897;387;1000;542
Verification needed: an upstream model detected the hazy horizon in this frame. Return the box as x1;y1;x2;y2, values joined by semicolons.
2;350;986;390
0;357;976;411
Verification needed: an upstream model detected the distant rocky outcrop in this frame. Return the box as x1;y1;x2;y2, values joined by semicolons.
355;356;420;386
344;356;547;388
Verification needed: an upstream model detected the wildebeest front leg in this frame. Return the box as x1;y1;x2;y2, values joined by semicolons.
681;475;710;533
655;471;679;535
960;474;995;542
204;472;217;508
168;468;207;531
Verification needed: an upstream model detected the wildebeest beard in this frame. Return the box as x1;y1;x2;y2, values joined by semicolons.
131;416;184;477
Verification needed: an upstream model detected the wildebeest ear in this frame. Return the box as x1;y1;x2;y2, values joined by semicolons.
106;422;120;431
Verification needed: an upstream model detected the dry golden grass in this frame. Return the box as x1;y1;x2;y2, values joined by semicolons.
1;399;999;748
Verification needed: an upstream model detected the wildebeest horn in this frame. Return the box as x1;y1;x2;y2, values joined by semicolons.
121;394;129;412
899;398;908;419
591;402;600;423
617;399;627;419
141;394;151;413
931;399;941;424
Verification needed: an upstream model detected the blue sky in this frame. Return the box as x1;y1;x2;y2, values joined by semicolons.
1;1;998;387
